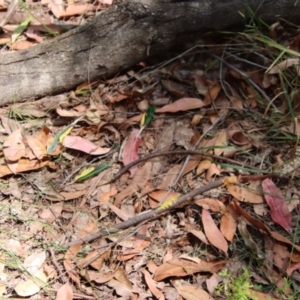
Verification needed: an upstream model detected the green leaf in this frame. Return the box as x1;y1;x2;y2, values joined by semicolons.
75;163;111;181
47;116;84;154
47;125;74;154
144;106;156;126
12;16;33;43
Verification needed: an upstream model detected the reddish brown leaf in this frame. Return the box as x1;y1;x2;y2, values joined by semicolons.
232;201;270;233
121;129;141;178
262;179;292;233
202;209;228;254
63;136;111;155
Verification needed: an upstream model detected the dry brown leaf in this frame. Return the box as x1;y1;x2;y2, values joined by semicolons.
3;129;26;161
267;58;300;74
107;279;134;298
206;273;221;294
154;258;226;281
14;279;40;297
188;229;209;244
56;282;73;300
60;190;87;201
5;239;26;257
99;185;118;205
194;198;226;212
56;107;83;117
64;244;82;285
151;120;174;176
203;83;221;106
39;203;63;222
0;115;21;134
196;159;211;175
51;4;94;18
10;40;35;49
227;184;264;203
114;268;133;289
114;161;152;206
270;231;300;253
202;209;228;254
206;163;221;181
230;96;243;110
23;251;46;275
233;201;270;233
107;202;135;221
78;249;110;269
0;159;49;177
273;242;290;271
227;129;250;146
177;285;213;300
26;135;47;159
193;74;208;96
88;270;114;283
287;260;300;276
143;269;165;300
117;240;151;261
157;160;198;190
220;211;237;242
156;98;205;113
214;129;227;156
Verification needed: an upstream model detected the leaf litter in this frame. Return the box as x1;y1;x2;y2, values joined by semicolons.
1;3;300;300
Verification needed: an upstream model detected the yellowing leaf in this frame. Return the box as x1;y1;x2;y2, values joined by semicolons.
156;193;181;210
75;167;95;181
59;126;73;143
140;112;146;127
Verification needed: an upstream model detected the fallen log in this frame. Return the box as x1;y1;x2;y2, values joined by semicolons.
0;0;300;105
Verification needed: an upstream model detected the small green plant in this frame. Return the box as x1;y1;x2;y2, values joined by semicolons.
216;268;258;300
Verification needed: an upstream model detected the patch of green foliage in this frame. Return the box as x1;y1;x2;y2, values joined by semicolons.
216;268;258;300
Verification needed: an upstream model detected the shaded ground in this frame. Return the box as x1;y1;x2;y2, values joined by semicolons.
1;1;300;299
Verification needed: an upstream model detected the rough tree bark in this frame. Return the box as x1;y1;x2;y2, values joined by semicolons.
0;0;300;105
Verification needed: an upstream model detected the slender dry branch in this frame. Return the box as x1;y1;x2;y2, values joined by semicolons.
62;178;224;248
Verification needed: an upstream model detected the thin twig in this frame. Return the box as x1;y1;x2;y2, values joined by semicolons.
108;149;279;184
48;248;67;284
210;53;280;112
62;178;223;248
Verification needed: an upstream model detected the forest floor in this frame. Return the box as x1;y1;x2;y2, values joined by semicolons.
1;1;300;299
